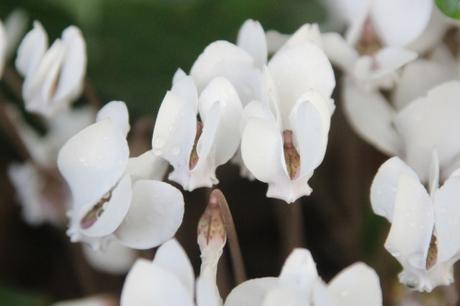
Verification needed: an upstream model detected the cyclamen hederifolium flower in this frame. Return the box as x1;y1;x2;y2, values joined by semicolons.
58;101;183;250
371;153;460;292
225;248;382;306
15;21;86;117
0;10;28;78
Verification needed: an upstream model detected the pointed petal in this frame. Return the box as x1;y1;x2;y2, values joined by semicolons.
371;0;432;47
370;157;419;222
384;175;433;271
237;19;267;68
328;263;382;306
4;9;28;58
126;150;168;181
321;32;358;72
82;240;136;274
115;180;184;249
120;259;194;306
224;278;278;306
171;71;198;110
342;79;400;155
153;239;195;298
58;119;129;211
279;248;318;294
279;23;322;51
15;21;48;77
96;101;130;137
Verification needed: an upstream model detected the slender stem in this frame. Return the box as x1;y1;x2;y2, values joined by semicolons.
83;79;102;110
274;199;305;257
211;189;247;284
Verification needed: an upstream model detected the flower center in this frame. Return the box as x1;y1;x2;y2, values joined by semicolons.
426;232;438;270
283;130;300;180
189;120;203;170
80;191;112;229
356;18;382;56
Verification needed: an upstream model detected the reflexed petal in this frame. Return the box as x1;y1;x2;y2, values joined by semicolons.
115;180;184;249
171;71;198;110
385;175;433;270
79;175;132;238
224;278;278;306
312;280;335;306
328;263;382;306
265;30;289;54
153;239;195;298
126;150;168;181
96;101;130;137
321;32;358;72
82;241;136;274
279;248;318;294
394;81;460;181
58;119;129;211
15;21;48;77
120;259;194;306
434;177;460;263
428;151;440;195
408;8;448;53
262;287;305;306
370;157;419;222
4;9;28;58
279;23;322;51
237;19;267;68
371;0;432;47
242;100;275;132
52;26;86;106
343;79;400;155
268;42;335;124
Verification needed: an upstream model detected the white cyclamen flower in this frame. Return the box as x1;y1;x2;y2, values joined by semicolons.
344;80;460;181
225;248;382;306
0;10;28;78
16;21;86;117
152;72;243;191
240;42;335;203
371;153;460;292
58;101;182;250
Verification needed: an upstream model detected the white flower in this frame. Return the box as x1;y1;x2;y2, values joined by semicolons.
0;10;28;78
52;295;117;306
371;153;460;292
240;42;335;203
151;72;243;191
82;241;136;274
15;21;86;117
225;248;382;306
58;101;182;250
344;80;460;181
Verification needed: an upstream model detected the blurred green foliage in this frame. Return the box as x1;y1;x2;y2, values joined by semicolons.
436;0;460;20
0;286;48;306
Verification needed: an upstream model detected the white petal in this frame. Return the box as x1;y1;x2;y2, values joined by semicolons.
371;0;433;47
279;23;322;51
321;32;358;72
4;9;28;58
312;280;335;306
53;296;115;306
171;71;199;109
52;26;86;106
224;278;278;306
370;157;419;222
279;248;318;293
428;150;440;195
115;180;184;249
15;21;48;77
126;150;168;181
328;263;382;306
153;239;195;299
265;30;289;54
268;42;335;124
262;287;305;306
394;81;460;181
96;101;130;137
58;119;129;211
237;19;267;68
342;79;400;155
385;175;433;271
120;259;194;306
196;268;222;306
408;8;449;53
434;177;460;263
82;240;136;274
0;22;6;77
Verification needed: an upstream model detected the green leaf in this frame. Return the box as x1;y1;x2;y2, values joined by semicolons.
435;0;460;20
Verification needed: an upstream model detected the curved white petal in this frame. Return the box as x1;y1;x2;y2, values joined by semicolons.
237;19;267;68
279;248;318;294
328;263;382;306
321;32;358;73
279;23;322;51
385;174;433;271
171;70;198;110
126;150;168;181
370;157;419;222
343;79;400;155
82;240;136;274
120;259;194;306
58;119;129;211
434;177;460;263
265;30;289;54
224;278;278;306
15;21;48;77
4;9;28;58
115;180;184;249
394;81;460;181
153;239;195;298
52;26;86;106
408;8;448;53
96;101;130;137
262;287;305;306
312;280;335;306
371;0;432;47
268;42;335;124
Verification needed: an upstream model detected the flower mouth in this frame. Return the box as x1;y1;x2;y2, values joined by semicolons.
283;130;300;180
189;120;203;170
426;232;438;270
80;190;113;229
357;18;382;56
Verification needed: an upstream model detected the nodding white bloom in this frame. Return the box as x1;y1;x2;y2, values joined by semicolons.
344;80;460;181
241;41;335;203
82;241;136;274
152;72;243;191
225;248;382;306
15;21;86;117
7;106;94;226
58;101;182;250
0;10;28;78
326;0;448;52
121;192;226;306
371;153;460;292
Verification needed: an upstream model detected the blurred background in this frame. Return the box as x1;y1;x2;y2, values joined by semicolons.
0;0;450;305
